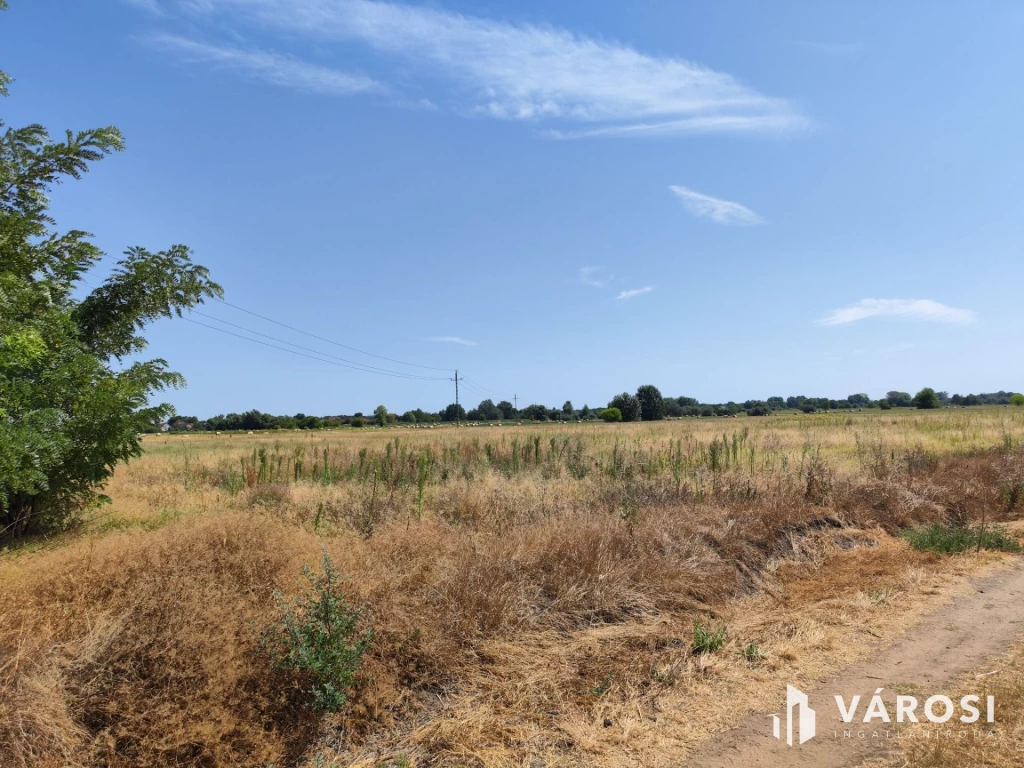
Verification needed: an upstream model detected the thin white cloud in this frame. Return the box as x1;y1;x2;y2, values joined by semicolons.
669;184;764;226
579;266;612;288
818;299;978;326
549;114;804;140
176;0;806;137
426;336;478;346
150;35;381;95
616;286;654;301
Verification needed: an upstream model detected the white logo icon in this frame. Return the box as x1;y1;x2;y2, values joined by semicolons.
770;685;816;745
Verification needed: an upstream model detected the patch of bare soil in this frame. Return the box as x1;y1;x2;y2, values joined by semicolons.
691;560;1024;767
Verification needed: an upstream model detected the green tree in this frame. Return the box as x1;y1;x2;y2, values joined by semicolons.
0;60;221;535
496;400;516;419
441;403;466;422
913;388;941;410
1010;394;1024;407
476;399;500;420
635;384;665;421
373;404;388;427
600;407;622;422
887;391;914;408
608;392;641;422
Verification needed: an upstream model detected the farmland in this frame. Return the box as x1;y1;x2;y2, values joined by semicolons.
2;407;1024;767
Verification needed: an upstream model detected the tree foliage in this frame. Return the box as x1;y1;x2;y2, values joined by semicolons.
635;384;665;421
913;387;941;410
0;68;221;535
608;392;641;422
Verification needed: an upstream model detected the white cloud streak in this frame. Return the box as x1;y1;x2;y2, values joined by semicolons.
818;299;978;326
174;0;806;136
616;286;653;300
669;184;764;226
150;35;381;95
578;266;612;288
426;336;478;346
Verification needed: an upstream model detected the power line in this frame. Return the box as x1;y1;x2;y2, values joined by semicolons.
184;318;452;381
461;375;513;401
190;309;448;380
212;297;452;372
457;379;493;399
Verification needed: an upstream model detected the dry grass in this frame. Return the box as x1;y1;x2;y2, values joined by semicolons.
863;637;1024;768
1;408;1023;767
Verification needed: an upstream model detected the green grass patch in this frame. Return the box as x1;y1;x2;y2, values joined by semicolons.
691;619;727;654
901;523;1020;554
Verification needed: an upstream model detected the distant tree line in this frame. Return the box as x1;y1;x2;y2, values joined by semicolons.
157;388;1022;432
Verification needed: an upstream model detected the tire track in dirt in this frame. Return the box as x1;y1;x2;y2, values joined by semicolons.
692;560;1024;767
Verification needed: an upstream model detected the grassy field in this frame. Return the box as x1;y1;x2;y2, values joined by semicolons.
2;407;1024;767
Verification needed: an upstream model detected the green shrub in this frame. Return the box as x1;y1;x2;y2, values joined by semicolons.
901;523;1020;554
1011;394;1024;407
742;642;764;661
600;407;622;423
350;416;365;428
260;550;372;712
692;619;727;654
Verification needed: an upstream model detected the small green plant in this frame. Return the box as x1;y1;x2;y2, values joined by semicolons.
591;672;615;696
691;619;727;654
901;523;1020;555
742;642;764;661
260;549;372;712
416;452;429;518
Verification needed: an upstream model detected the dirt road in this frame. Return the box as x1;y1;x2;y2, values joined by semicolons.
691;561;1024;767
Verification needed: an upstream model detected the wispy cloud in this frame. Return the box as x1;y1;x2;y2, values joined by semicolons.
669;185;764;226
149;35;382;95
171;0;806;137
818;299;978;326
426;336;478;346
579;266;612;288
616;286;654;301
790;40;863;55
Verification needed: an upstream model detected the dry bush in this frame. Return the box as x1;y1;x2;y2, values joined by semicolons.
0;514;326;767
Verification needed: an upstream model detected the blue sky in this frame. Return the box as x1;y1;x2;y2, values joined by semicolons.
3;1;1022;415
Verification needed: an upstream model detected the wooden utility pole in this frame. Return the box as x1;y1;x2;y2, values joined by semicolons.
454;370;460;427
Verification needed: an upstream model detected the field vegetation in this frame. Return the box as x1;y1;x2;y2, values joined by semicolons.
2;408;1023;767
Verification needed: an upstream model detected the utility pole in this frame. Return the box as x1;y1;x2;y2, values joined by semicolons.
454;369;460;427
514;393;518;411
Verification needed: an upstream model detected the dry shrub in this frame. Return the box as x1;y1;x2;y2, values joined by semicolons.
0;513;325;768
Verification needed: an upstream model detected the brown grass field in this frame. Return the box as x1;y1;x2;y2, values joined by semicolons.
2;407;1024;767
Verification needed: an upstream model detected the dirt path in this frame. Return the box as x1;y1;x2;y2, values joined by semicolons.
691;560;1024;768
